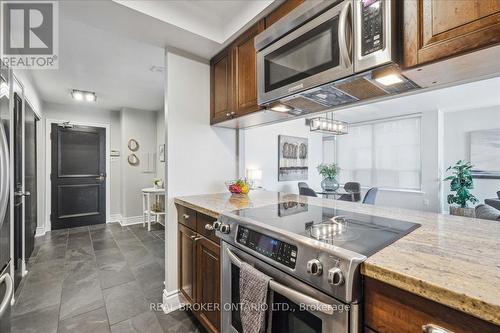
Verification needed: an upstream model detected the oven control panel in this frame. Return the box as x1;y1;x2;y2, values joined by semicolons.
236;226;297;269
361;0;384;55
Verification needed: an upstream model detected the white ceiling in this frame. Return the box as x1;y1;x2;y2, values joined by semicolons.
112;0;274;44
22;0;276;111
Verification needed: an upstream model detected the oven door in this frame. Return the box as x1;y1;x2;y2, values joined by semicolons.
257;0;354;105
221;242;355;333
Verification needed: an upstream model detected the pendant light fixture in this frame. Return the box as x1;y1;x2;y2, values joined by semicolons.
309;112;348;135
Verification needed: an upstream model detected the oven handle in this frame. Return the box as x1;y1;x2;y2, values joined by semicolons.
226;248;335;316
338;0;352;68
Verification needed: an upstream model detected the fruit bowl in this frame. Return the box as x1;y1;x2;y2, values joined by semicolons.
225;179;251;194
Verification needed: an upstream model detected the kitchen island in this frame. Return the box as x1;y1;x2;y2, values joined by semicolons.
174;191;500;331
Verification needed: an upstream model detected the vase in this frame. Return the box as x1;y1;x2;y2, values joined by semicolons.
321;177;339;191
449;206;475;218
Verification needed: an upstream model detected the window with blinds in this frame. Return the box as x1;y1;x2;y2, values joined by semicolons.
325;116;422;190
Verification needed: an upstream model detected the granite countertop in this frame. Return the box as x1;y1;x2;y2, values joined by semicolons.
174;191;500;325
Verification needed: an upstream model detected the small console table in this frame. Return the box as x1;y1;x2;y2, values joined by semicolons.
142;187;166;231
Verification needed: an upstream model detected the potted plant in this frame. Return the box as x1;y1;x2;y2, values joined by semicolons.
153;178;164;189
317;163;340;191
443;160;478;217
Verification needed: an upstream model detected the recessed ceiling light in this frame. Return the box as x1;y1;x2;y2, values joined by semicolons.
374;73;403;86
72;89;97;102
85;92;96;102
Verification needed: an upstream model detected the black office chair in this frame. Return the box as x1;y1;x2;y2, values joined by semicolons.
338;182;361;202
299;187;318;197
362;187;378;205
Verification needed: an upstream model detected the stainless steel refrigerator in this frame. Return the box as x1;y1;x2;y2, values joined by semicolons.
0;67;13;333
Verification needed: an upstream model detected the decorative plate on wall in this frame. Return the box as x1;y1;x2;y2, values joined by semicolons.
128;153;139;166
128;139;139;151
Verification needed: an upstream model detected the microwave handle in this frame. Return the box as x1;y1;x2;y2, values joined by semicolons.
338;1;352;68
226;248;335;316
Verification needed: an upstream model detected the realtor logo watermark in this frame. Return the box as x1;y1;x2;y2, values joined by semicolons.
1;1;58;69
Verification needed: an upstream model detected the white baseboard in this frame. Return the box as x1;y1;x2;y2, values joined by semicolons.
162;289;183;314
107;214;123;224
35;226;46;237
119;215;156;226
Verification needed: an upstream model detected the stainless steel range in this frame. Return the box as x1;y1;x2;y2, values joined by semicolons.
214;201;420;333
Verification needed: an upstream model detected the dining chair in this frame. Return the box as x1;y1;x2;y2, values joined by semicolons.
298;182;309;190
299;187;318;197
362;187;378;204
338;182;361;202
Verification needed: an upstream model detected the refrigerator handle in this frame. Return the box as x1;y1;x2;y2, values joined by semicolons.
0;272;13;318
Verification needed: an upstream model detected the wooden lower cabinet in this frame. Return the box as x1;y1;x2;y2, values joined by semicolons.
364;277;500;333
196;236;221;333
177;204;221;333
178;224;196;304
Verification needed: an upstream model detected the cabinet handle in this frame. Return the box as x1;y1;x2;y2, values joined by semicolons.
422;324;454;333
193;237;203;242
182;214;190;220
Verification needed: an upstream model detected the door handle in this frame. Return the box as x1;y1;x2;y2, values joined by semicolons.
96;174;106;181
14;191;30;197
422;324;454;333
226;248;335;315
0;273;13;318
338;0;352;68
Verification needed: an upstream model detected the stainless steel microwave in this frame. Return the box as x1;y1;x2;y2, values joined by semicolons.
255;0;397;107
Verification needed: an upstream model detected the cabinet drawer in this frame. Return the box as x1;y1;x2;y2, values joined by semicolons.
177;205;197;230
364;277;500;333
197;213;220;244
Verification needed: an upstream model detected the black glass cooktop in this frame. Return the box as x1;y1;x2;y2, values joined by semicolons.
234;201;420;257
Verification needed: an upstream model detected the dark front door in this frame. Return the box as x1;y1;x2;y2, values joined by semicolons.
51;124;106;230
24;105;37;259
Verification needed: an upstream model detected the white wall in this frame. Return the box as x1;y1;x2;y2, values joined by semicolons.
156;109;165;180
442;106;500;211
120;108;158;218
164;51;236;298
242;118;323;193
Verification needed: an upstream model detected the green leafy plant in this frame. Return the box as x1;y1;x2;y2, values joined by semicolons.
443;160;478;208
317;163;340;179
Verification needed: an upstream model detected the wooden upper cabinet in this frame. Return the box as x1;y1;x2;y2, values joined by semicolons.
265;0;305;28
210;48;232;124
403;0;500;68
232;21;264;117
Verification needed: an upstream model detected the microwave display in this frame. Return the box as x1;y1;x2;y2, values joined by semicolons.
236;226;297;269
361;0;384;55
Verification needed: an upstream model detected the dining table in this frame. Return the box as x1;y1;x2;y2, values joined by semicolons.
315;189;358;201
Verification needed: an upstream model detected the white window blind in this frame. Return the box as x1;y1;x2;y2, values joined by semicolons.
327;116;421;190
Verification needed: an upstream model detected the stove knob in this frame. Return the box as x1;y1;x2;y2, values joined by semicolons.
220;224;231;234
328;267;344;286
306;259;323;276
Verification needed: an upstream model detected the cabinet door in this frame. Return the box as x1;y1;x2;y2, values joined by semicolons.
265;0;304;28
178;224;196;304
211;48;232;124
403;0;500;67
196;236;221;333
232;21;264;117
